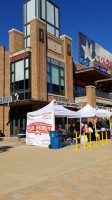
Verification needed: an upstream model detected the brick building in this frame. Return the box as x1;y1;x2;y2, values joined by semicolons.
0;0;112;136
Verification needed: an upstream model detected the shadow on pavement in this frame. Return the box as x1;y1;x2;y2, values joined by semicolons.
0;146;13;153
0;138;4;142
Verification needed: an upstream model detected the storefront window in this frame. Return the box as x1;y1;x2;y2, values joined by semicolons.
10;54;30;101
15;60;24;82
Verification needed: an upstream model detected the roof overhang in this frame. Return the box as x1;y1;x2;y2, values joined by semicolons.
96;78;112;87
75;67;111;81
0;100;48;108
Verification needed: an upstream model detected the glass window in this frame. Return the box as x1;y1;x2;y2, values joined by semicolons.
51;65;59;85
19;93;24;100
60;68;64;77
27;24;30;36
25;69;29;79
55;7;59;28
47;1;54;25
46;60;65;95
47;62;50;72
61;78;64;86
23;3;26;24
27;37;30;47
36;0;39;17
25;79;29;90
27;0;35;23
15;60;24;82
25;58;29;68
47;24;54;35
11;63;14;72
11;74;14;83
24;26;26;37
47;73;50;83
25;92;30;99
56;29;59;38
24;39;26;48
10;57;30;101
42;0;45;19
10;83;14;92
15;81;24;91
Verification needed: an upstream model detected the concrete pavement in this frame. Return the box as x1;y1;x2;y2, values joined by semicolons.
0;138;112;199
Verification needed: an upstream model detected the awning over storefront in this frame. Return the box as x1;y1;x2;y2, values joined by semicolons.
0;99;48;108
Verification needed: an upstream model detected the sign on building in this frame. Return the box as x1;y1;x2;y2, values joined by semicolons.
78;32;112;71
0;93;19;106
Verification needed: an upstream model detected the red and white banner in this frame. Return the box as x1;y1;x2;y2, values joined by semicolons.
26;111;54;147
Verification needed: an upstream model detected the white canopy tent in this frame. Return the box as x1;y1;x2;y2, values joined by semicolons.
26;101;80;147
69;104;96;135
68;104;112;135
27;101;80;118
77;104;96;118
95;108;112;118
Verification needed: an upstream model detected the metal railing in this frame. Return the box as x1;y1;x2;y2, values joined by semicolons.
96;90;110;99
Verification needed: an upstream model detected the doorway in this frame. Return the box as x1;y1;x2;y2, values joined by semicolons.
10;105;32;136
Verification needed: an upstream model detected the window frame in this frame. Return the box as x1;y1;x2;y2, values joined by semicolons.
47;58;65;96
23;0;60;48
10;54;31;101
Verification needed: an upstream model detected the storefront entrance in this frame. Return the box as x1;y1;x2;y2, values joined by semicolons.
10;105;32;136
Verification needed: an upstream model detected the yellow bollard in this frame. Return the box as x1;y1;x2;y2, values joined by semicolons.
105;131;109;144
75;132;79;150
88;132;93;147
82;132;88;148
95;131;100;146
101;132;104;145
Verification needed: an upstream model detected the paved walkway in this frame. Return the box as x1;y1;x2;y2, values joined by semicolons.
0;139;112;200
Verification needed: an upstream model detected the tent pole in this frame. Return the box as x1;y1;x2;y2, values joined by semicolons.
52;100;55;131
80;117;81;137
67;117;68;129
109;112;110;134
94;119;96;136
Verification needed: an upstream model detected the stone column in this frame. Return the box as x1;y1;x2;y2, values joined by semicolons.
86;85;96;107
107;70;112;75
86;85;96;128
9;29;23;54
60;35;73;101
89;62;96;68
30;17;47;101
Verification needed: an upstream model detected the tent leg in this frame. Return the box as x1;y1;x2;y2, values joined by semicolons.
67;117;68;129
79;117;81;144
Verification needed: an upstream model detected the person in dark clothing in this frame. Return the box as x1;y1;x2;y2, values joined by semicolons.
88;121;93;129
69;124;75;133
68;124;75;141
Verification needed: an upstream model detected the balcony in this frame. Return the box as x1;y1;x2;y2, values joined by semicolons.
96;90;112;106
96;90;110;99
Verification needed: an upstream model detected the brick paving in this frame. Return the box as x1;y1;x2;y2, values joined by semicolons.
0;139;112;199
1;156;112;200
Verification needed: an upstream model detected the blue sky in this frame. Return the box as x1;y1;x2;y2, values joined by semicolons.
0;0;112;62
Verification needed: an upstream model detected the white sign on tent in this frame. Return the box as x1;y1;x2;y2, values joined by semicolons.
26;111;54;147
